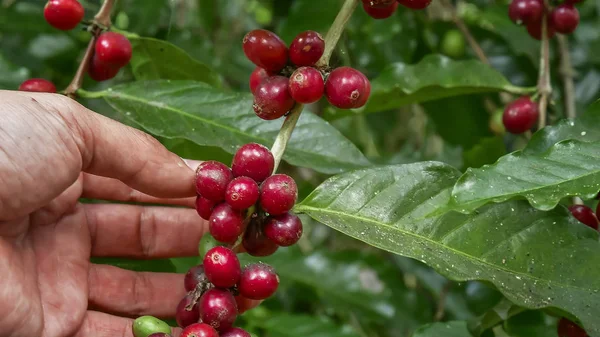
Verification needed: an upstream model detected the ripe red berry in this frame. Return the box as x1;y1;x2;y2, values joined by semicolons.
526;18;556;40
362;2;399;19
239;263;279;300
264;213;303;247
362;0;397;7
43;0;84;31
325;67;371;109
231;143;275;183
508;0;543;25
195;161;233;202
288;67;325;104
242;29;288;72
196;196;217;220
18;78;57;93
181;323;219;337
242;221;279;257
289;31;325;67
220;327;252;337
253;76;295;120
502;96;539;134
557;318;588;337
199;288;238;331
203;246;241;288
176;294;200;328
234;295;258;314
249;67;271;94
184;264;207;292
209;203;245;243
88;56;120;81
397;0;432;10
569;205;599;230
260;174;298;215
225;177;260;210
550;4;579;34
95;32;133;68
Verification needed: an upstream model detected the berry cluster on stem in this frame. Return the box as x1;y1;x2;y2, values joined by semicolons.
361;0;432;19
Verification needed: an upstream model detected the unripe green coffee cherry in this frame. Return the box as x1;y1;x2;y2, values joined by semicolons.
132;316;171;337
198;234;223;258
441;29;466;58
489;108;506;135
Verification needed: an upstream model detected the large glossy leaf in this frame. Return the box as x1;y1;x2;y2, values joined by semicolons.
82;80;370;174
411;321;472;337
295;162;600;336
503;311;556;337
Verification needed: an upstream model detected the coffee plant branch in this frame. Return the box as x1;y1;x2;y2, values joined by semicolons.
537;0;552;129
557;34;576;119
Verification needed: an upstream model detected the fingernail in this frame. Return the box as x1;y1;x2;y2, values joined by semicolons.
182;158;204;171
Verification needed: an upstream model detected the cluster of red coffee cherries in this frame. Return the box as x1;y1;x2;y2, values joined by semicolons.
508;0;581;40
243;29;371;120
361;0;432;19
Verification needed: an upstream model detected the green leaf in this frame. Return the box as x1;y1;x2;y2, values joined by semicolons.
295;162;600;336
83;80;370;174
411;321;472;337
462;137;507;170
129;37;222;87
277;0;341;43
248;312;360;337
503;311;557;337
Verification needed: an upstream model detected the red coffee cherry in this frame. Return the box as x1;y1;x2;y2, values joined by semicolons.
95;32;133;68
550;4;580;34
397;0;432;10
225;177;260;210
508;0;543;25
502;96;539;134
43;0;84;31
88;56;120;81
249;67;271;94
363;2;399;19
176;294;200;328
557;318;588;337
253;76;295;120
242;221;279;257
325;67;371;109
196;161;233;202
203;246;241;288
234;295;258;314
242;29;288;72
289;30;325;67
196;196;217;220
181;323;219;337
526;18;556;40
289;67;325;104
220;327;252;337
260;174;298;215
231;143;275;183
209;203;244;243
199;288;238;332
264;212;303;247
184;264;207;292
569;205;599;230
18;78;57;93
362;0;397;7
238;263;279;300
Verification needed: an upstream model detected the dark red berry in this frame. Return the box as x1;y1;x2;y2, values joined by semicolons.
260;174;298;215
289;67;325;104
597;201;600;220
508;0;543;25
231;143;274;183
526;18;556;40
184;264;207;292
234;295;258;314
176;294;200;328
199;288;238;331
550;4;579;34
88;56;120;81
220;327;252;337
196;196;217;220
43;0;84;30
203;246;241;288
569;205;599;230
325;67;371;109
264;213;303;247
18;78;57;93
181;323;219;337
249;67;271;94
242;29;288;72
242;220;279;257
253;76;295;120
195;161;233;202
397;0;432;10
363;2;399;19
361;0;397;7
557;318;588;337
289;31;325;67
239;263;279;300
225;177;260;210
502;96;539;134
209;203;244;243
95;32;133;68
